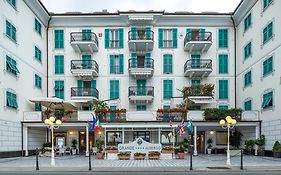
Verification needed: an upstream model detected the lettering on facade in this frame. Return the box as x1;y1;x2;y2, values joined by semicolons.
118;137;162;153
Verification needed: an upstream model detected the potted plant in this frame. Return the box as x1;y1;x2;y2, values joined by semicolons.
244;140;255;155
41;142;52;156
207;138;213;154
105;146;118;153
117;151;131;160
175;145;185;159
272;141;281;158
71;139;77;155
148;151;161;160
255;135;265;156
95;140;105;159
134;152;146;160
161;146;175;154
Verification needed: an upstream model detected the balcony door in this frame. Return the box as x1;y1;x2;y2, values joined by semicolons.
137;80;146;96
137;55;145;68
82;29;92;41
82;55;92;69
191;54;201;68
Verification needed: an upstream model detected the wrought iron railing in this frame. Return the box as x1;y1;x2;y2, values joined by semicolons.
128;59;154;69
70;32;99;47
128;30;154;41
128;86;154;97
71;87;99;99
184;59;212;72
184;31;212;46
70;60;99;73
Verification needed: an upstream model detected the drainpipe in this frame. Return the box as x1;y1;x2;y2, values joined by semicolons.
46;16;52;97
231;15;237;108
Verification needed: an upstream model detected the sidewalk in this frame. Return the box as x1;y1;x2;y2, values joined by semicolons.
0;154;280;172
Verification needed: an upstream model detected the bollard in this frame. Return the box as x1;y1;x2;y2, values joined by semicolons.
240;148;243;170
36;148;39;170
190;145;193;170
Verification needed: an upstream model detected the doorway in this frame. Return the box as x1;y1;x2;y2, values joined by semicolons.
196;131;205;153
137;55;145;68
79;131;95;154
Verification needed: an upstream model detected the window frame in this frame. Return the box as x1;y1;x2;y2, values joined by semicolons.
34;18;42;35
5;19;17;43
6;90;18;109
244;41;252;60
6;0;17;10
244;70;252;88
261;90;273;110
244;13;252;32
244;99;252;111
262;56;273;77
218;29;228;49
35;74;42;89
262;21;273;45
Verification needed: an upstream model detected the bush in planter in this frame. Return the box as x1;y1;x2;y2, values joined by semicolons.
95;140;105;159
255;135;265;156
207;138;213;154
105;146;118;153
134;152;146;160
162;146;175;154
71;139;78;155
175;145;186;159
244;140;255;155
148;151;161;160
117;151;131;160
272;141;281;158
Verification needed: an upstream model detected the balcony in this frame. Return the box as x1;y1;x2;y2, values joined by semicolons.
184;31;212;52
96;109;127;122
156;108;187;122
70;32;99;53
128;30;154;51
184;59;212;78
183;84;214;104
70;60;99;78
128;86;154;103
71;87;99;101
128;59;154;78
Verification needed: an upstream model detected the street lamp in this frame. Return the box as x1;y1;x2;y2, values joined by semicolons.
219;116;237;166
44;116;62;166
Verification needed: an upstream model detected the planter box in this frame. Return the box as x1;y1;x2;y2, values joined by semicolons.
177;152;185;159
161;150;174;154
148;156;160;160
134;156;145;160
118;155;130;160
96;153;104;159
106;150;118;154
273;152;281;158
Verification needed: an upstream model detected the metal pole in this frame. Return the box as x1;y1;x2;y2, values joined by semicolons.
240;148;243;170
189;134;193;170
51;126;55;166
226;126;230;165
36;148;39;170
88;125;92;171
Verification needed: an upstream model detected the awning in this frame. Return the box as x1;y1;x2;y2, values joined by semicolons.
29;97;77;111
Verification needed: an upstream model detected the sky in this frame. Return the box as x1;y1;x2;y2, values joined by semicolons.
40;0;242;13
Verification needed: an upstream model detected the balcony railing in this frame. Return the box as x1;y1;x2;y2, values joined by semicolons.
184;31;212;46
156;109;187;122
71;87;99;99
97;112;126;122
184;59;212;72
128;30;154;41
128;59;154;69
70;32;99;46
71;60;99;72
183;84;214;98
128;86;154;97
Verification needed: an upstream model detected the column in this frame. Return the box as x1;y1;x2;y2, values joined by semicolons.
193;126;197;156
172;127;175;147
122;128;125;144
158;128;161;144
104;128;107;148
86;126;89;156
23;126;28;156
255;125;260;156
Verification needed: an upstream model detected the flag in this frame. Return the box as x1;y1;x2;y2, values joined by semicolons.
186;118;193;134
179;119;185;136
89;113;100;132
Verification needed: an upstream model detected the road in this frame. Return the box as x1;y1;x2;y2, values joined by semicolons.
0;172;280;175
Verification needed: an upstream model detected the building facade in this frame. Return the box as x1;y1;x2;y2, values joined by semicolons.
0;0;279;157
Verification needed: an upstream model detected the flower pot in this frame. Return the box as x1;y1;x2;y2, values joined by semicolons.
134;156;145;160
177;152;185;159
106;150;118;154
161;150;174;154
118;155;130;160
273;152;281;158
71;149;77;155
96;153;104;159
148;156;160;160
207;149;212;155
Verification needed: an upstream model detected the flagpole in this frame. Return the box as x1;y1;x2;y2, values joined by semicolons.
88;121;92;171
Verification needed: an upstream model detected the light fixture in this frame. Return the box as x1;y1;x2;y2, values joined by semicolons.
69;131;73;135
210;131;215;135
98;131;102;135
80;132;85;134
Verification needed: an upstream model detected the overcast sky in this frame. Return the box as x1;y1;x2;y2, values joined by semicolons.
40;0;241;13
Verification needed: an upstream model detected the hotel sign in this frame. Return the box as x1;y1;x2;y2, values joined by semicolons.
118;137;162;153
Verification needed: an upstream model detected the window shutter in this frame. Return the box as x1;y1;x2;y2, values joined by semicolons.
163;54;168;74
172;28;178;48
199;28;205;41
91;80;96;97
219;54;228;74
105;29;109;48
119;28;124;48
119;54;124;74
145;52;151;68
163;80;172;99
186;28;192;41
219;80;228;99
158;28;163;48
131;27;137;40
109;55;115;74
82;29;92;41
110;80;114;99
145;27;151;39
131;53;137;68
77;80;82;96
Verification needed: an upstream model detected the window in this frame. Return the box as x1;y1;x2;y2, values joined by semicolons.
6;91;18;109
106;131;122;146
191;80;201;85
218;54;228;74
218;80;228;99
244;71;252;87
35;46;42;62
263;22;273;44
262;91;273;109
244;13;252;32
35;18;42;35
263;0;273;10
263;56;273;76
163;80;173;100
161;131;174;145
158;28;177;48
54;80;64;99
54;55;64;74
244;100;252;111
35;74;42;89
6;55;20;76
109;54;124;74
82;55;92;69
191;54;201;68
110;80;119;99
216;132;227;145
104;28;124;48
6;20;16;42
82;29;92;41
218;29;228;48
219;105;228;110
133;131;150;142
54;30;64;49
35;103;42;111
244;42;252;59
7;0;16;9
137;105;146;111
163;54;173;74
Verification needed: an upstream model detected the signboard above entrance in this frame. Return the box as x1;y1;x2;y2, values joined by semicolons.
118;137;162;153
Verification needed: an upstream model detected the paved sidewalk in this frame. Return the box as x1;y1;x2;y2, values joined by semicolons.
0;154;280;171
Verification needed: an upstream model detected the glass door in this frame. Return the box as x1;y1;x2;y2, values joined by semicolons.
137;80;146;96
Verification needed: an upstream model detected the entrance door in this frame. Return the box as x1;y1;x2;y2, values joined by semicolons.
196;131;205;153
79;131;95;154
137;80;146;96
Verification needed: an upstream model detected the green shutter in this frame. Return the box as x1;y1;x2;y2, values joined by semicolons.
119;28;124;48
109;55;115;74
110;80;119;99
186;28;192;41
191;54;201;68
145;27;151;39
35;103;42;111
163;80;172;99
199;28;205;41
191;80;201;85
219;29;228;48
55;55;64;74
77;80;82;96
55;80;64;99
145;52;151;68
91;80;96;97
119;54;124;74
244;71;252;87
82;55;92;69
54;30;64;49
172;28;178;48
219;105;228;110
131;53;137;68
219;80;228;99
105;29;109;48
219;54;228;74
131;27;137;40
163;54;172;74
82;29;92;41
262;91;273;109
109;106;117;120
244;100;252;111
158;28;163;48
137;80;146;96
137;105;146;111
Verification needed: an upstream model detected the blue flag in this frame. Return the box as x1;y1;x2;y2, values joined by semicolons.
186;118;193;134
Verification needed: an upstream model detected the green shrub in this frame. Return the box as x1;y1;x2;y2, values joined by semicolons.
204;108;242;121
117;151;131;156
134;152;146;156
148;151;160;156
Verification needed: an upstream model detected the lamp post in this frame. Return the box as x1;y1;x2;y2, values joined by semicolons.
219;116;237;166
44;116;62;166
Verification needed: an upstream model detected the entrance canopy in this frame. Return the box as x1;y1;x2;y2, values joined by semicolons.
29;97;77;111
